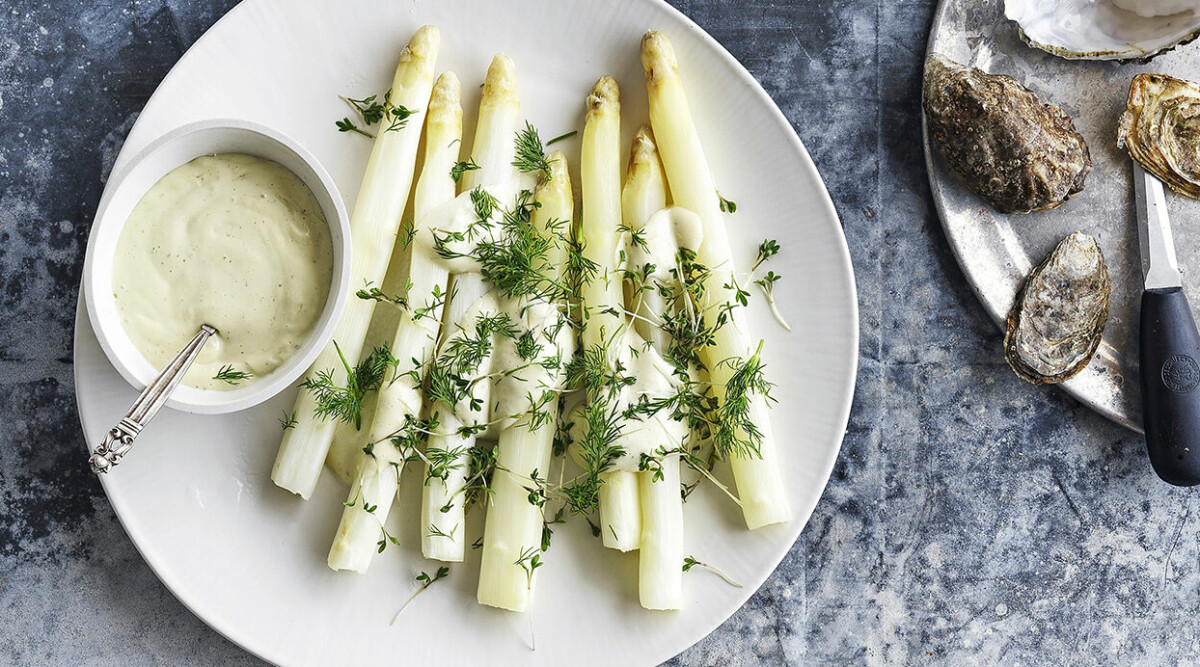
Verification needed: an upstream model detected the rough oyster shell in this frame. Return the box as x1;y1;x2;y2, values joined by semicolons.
1118;73;1200;199
923;55;1091;214
1005;232;1111;385
1005;0;1200;61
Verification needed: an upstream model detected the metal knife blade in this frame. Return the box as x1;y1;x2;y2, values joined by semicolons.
1134;161;1182;291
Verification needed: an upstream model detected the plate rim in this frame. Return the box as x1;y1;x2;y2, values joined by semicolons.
74;0;861;663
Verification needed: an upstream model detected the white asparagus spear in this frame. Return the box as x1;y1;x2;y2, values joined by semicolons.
641;31;790;529
420;274;494;561
623;127;683;610
638;450;682;609
623;125;671;351
273;26;440;499
579;76;642;552
327;71;462;572
478;152;574;611
422;54;522;562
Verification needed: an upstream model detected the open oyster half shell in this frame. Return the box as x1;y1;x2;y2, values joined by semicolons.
1119;73;1200;199
1005;0;1200;61
1005;232;1111;385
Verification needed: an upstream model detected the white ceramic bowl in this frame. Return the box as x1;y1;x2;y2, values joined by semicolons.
83;119;351;414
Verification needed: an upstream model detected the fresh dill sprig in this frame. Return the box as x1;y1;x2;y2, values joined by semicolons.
464;445;498;509
396;218;417;250
513;121;552;177
450;157;480;183
471;187;500;230
545;130;578;146
278;410;298;430
424;313;513;409
515;331;543;361
300;343;394;429
618;223;650;253
566;232;600;304
213;365;252;386
712;340;774;459
560;343;631;515
427;522;457;540
659;248;719;369
474;189;570;302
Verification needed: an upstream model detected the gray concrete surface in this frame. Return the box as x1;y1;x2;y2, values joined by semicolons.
2;1;1188;664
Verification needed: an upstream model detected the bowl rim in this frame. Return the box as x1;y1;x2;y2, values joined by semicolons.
82;118;352;414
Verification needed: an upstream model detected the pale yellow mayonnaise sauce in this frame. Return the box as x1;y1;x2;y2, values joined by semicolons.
112;153;333;391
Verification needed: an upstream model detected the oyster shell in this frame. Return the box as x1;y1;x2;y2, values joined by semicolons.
923;55;1091;214
1005;232;1111;385
1005;0;1200;61
1113;0;1200;18
1118;73;1200;199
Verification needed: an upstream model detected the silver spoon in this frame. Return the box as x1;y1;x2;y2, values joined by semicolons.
89;324;218;474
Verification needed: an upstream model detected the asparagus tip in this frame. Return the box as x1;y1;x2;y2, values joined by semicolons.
587;75;620;114
641;30;677;81
630;124;657;157
431;71;462;108
406;25;441;61
482;54;518;102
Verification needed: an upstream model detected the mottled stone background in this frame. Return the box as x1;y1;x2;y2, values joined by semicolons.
1;0;1191;665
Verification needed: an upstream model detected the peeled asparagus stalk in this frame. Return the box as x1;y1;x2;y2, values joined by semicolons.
638;451;683;609
421;273;492;561
642;30;790;529
478;152;573;611
328;71;462;572
273;26;440;499
622;127;683;610
422;54;522;562
578;76;642;552
623;125;671;351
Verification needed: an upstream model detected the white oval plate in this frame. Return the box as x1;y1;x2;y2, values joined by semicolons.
74;0;858;665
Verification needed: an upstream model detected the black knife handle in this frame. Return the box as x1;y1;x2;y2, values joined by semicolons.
1141;287;1200;486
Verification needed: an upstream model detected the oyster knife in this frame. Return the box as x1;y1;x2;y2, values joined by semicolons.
1134;161;1200;486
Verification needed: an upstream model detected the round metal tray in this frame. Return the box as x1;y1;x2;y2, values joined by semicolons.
924;0;1200;432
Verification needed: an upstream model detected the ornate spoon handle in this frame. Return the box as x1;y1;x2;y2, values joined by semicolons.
89;324;217;474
